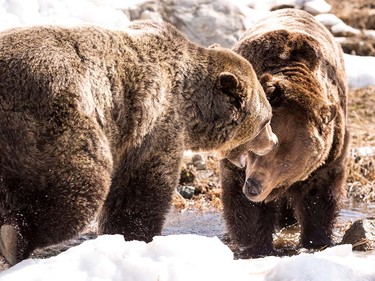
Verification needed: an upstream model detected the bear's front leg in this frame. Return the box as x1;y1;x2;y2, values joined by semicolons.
0;149;112;265
220;159;277;258
98;133;184;242
290;163;346;250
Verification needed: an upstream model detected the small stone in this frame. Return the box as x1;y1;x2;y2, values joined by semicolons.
340;219;375;251
192;154;206;170
192;154;203;163
172;190;186;209
177;185;196;199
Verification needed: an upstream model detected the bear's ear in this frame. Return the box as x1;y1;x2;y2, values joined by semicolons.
260;74;285;108
321;104;337;124
219;72;243;109
219;72;239;92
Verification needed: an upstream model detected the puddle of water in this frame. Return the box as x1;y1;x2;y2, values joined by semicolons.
18;199;375;268
162;200;375;256
338;200;375;222
164;201;375;237
163;207;226;238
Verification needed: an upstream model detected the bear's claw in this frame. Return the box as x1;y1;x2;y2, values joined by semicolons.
0;224;18;265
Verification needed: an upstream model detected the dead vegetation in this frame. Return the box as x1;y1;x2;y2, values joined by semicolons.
346;86;375;202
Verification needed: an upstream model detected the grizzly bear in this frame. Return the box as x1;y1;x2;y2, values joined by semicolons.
220;9;350;258
0;21;277;265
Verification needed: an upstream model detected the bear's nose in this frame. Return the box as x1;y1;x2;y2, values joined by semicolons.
244;177;262;197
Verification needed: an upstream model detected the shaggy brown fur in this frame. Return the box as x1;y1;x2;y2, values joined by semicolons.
0;21;275;265
220;9;349;258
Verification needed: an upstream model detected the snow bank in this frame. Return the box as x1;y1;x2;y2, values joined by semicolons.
344;54;375;89
0;235;374;281
0;0;144;30
315;13;361;35
0;235;244;281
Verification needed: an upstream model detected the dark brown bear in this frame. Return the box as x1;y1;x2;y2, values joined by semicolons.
220;9;350;258
0;21;277;265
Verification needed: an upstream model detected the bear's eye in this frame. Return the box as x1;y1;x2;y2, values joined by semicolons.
267;85;284;108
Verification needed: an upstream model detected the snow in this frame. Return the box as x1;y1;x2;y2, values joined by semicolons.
0;235;374;281
344;54;375;89
0;0;375;280
315;13;361;37
352;146;375;157
0;0;374;88
0;0;143;29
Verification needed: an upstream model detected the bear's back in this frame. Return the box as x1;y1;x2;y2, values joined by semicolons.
234;9;346;109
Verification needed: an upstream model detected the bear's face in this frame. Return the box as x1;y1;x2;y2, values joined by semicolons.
185;46;278;166
242;76;337;202
215;70;278;167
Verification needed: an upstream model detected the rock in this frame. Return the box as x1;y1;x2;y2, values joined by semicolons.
340;219;375;251
296;0;332;15
177;185;196;199
172;189;187;209
336;36;375;56
329;0;375;30
192;154;206;170
315;13;361;37
127;1;164;22
127;0;247;48
315;14;375;55
192;154;203;163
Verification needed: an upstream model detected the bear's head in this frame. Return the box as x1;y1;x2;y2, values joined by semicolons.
183;45;278;166
243;74;337;202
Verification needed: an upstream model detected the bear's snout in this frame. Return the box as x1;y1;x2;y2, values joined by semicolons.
244;177;262;197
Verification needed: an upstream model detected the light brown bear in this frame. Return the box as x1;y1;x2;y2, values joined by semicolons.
0;21;277;265
220;9;350;258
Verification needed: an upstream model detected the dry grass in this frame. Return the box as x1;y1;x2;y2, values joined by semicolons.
346;87;375;202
